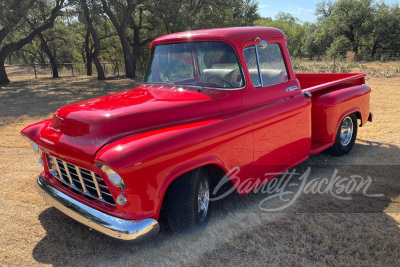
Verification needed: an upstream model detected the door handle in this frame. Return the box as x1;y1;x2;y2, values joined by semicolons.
285;86;300;92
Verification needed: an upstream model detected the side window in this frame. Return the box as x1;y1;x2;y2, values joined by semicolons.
244;43;288;87
257;43;288;86
244;46;261;87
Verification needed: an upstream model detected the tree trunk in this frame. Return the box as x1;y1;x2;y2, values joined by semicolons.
0;0;64;85
80;0;105;80
100;0;137;79
352;43;358;54
87;57;93;76
38;48;46;64
121;35;135;78
132;44;139;77
0;57;10;85
93;57;105;79
131;27;141;77
85;30;93;76
7;54;12;65
370;41;379;60
38;33;59;78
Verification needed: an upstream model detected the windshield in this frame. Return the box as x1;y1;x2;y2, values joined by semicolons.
143;42;244;89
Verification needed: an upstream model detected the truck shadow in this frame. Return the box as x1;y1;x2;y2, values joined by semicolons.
0;76;140;127
32;140;400;266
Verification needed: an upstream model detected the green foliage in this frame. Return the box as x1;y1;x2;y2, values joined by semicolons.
2;0;400;82
255;13;305;57
312;0;400;59
151;0;259;33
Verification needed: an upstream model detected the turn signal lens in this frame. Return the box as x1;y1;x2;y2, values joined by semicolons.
116;194;127;206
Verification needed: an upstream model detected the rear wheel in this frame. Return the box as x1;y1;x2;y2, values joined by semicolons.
166;167;211;233
332;113;358;156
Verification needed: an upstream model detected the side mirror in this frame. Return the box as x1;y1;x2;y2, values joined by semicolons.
255;37;268;49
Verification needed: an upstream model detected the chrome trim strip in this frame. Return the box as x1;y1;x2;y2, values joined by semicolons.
62;161;74;185
81;176;97;185
50;156;115;205
75;166;87;192
254;45;263;87
90;171;102;199
35;174;159;240
52;156;63;180
81;183;98;191
285;85;300;92
99;190;113;197
80;169;92;176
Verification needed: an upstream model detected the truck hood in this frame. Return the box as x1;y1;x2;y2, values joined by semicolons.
32;84;221;164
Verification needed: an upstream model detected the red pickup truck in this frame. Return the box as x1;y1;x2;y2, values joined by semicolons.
22;27;372;240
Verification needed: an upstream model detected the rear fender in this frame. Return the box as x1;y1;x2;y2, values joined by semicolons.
336;108;361;132
311;84;370;143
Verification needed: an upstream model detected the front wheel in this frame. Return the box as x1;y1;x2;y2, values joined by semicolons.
166;167;211;233
331;113;358;156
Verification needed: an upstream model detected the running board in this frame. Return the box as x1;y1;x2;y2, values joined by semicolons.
310;141;334;155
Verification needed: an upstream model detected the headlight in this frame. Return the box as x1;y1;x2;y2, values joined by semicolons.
97;163;126;190
46;155;56;170
22;135;42;154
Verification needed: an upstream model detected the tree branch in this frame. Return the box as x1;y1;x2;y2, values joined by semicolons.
0;0;64;56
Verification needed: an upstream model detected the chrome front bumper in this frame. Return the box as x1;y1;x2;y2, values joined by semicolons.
35;174;160;240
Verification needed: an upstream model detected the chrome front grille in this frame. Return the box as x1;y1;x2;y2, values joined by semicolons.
48;156;115;206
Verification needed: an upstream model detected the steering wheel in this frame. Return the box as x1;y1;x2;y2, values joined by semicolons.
207;76;235;88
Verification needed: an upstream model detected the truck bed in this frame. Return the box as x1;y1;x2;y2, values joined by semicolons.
296;73;366;93
296;73;370;155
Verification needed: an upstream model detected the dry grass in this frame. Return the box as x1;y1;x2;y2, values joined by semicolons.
4;64;119;82
292;59;400;78
0;65;399;266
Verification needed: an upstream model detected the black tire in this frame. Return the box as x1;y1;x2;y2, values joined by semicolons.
166;167;211;233
331;113;358;156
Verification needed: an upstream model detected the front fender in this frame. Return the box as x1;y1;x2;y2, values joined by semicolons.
20;119;52;141
156;155;229;212
95;116;254;220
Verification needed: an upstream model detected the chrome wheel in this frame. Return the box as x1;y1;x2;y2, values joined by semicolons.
197;178;209;221
340;116;353;146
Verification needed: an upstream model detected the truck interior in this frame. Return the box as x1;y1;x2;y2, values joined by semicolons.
143;41;245;88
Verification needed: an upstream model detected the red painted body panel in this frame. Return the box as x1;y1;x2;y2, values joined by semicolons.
21;27;372;221
150;27;285;51
297;73;366;92
29;84;221;165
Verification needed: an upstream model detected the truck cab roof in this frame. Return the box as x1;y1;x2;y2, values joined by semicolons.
150;27;286;49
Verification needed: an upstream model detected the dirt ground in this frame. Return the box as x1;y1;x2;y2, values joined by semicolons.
0;71;399;266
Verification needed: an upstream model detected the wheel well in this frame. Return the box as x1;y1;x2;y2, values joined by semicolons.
338;110;361;134
355;111;362;126
163;164;228;197
159;164;231;218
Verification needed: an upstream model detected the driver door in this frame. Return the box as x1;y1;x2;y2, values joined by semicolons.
241;41;311;181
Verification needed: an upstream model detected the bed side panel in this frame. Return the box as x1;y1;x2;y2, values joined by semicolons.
311;84;371;143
